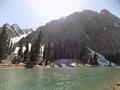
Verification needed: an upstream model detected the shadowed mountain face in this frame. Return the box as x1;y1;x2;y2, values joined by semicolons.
18;9;120;64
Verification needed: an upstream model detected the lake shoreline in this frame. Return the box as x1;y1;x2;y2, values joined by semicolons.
0;64;52;69
0;63;100;69
0;63;119;69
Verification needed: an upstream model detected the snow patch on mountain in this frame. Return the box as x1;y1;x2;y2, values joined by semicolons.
11;34;27;44
28;43;32;51
13;45;26;54
113;22;120;28
87;47;116;67
23;28;33;34
13;43;44;57
13;47;19;54
40;45;45;57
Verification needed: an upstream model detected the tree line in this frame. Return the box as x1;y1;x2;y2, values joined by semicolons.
12;31;43;67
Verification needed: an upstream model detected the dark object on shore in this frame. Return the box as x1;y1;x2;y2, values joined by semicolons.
25;61;33;68
116;82;120;86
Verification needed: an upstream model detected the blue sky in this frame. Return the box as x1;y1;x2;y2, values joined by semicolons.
0;0;120;29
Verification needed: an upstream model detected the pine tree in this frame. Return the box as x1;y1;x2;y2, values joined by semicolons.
43;44;47;62
93;53;98;65
89;55;94;65
24;42;30;62
8;38;12;54
0;26;11;62
18;42;24;62
43;41;52;65
9;41;14;53
30;31;42;65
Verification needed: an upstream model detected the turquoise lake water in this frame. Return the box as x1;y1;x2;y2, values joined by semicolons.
0;67;120;90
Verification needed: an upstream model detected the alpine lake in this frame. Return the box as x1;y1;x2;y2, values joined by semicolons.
0;67;120;90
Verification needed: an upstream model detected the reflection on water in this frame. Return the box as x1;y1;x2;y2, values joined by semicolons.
0;67;119;90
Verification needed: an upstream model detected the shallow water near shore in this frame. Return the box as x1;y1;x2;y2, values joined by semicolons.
0;67;120;90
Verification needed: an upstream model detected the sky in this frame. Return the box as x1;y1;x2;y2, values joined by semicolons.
0;0;120;29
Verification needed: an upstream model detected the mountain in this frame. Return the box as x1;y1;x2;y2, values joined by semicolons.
0;23;34;45
0;23;33;38
0;23;23;37
18;9;120;64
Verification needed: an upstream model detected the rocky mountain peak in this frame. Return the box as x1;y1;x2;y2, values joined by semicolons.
12;24;21;30
99;9;119;21
0;23;32;38
99;9;111;15
2;23;11;29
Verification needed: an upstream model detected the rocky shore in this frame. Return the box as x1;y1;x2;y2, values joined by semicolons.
109;82;120;90
0;63;53;69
